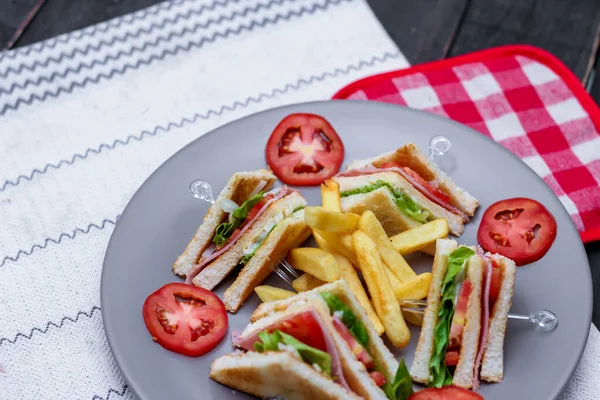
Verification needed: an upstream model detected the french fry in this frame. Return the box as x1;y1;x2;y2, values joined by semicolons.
396;273;432;301
403;310;424;327
353;230;410;348
255;286;295;302
390;218;449;255
313;229;357;265
321;180;341;212
305;206;360;234
334;253;385;335
358;211;417;283
287;248;340;282
292;273;325;292
383;265;404;300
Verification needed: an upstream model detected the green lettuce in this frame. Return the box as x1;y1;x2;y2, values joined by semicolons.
254;330;332;377
381;359;414;400
212;193;264;246
239;224;278;265
427;246;475;388
340;180;429;223
320;292;369;347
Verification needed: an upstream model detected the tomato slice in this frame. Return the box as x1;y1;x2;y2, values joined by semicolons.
444;350;460;367
380;162;452;204
488;260;503;305
369;370;387;387
245;193;274;223
448;280;472;349
477;198;557;266
265;113;345;186
269;310;328;352
142;283;228;357
332;317;375;370
409;386;484;400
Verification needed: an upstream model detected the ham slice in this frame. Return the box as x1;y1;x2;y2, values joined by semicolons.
337;166;470;222
185;186;293;283
473;249;492;391
231;309;350;391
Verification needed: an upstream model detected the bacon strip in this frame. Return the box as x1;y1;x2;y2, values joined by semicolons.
473;248;492;391
231;309;350;390
337;167;470;222
185;186;293;283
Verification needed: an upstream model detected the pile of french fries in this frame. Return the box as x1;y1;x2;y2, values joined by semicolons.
254;180;450;349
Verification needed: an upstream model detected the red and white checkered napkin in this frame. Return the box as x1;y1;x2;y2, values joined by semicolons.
333;45;600;243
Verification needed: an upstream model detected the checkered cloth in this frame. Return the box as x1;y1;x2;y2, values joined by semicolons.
333;45;600;243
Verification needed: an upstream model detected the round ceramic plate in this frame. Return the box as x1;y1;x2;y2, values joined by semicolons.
101;100;592;400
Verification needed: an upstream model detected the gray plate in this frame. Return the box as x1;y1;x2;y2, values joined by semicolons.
101;100;592;400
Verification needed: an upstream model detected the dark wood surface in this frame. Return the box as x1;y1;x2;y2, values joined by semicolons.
0;0;599;327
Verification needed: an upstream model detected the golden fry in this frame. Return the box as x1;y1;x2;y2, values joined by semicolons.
358;211;417;283
305;206;360;234
403;310;424;327
254;286;295;302
334;253;385;335
313;229;357;265
353;230;410;348
287;247;340;282
390;219;449;255
321;180;342;212
292;273;325;292
396;273;432;301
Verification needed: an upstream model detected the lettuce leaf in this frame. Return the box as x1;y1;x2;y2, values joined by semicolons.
381;359;414;400
340;180;429;223
320;292;369;348
212;192;264;246
254;330;332;377
427;246;475;388
239;223;278;265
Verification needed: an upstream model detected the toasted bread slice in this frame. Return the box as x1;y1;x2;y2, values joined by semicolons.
250;280;398;381
192;191;306;290
452;255;484;389
347;143;479;216
335;172;464;236
480;253;517;383
210;351;361;400
172;169;276;277
410;238;457;383
223;208;311;313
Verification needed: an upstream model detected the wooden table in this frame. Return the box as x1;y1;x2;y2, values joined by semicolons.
1;0;599;327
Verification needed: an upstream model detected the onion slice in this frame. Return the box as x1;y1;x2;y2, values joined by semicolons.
249;180;267;198
220;199;239;214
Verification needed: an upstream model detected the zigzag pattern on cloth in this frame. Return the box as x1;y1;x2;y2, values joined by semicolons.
0;217;118;268
0;0;292;82
0;305;101;346
0;0;188;62
91;384;129;400
0;0;350;115
0;51;402;193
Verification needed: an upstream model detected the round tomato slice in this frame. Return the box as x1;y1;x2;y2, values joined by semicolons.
409;386;484;400
477;198;557;266
265;113;344;186
142;283;228;357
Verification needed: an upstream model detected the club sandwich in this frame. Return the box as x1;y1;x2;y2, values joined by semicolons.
211;280;414;400
172;169;311;312
333;143;478;236
410;239;516;390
